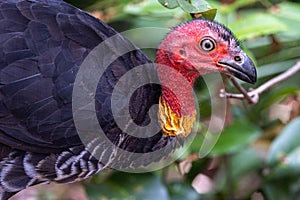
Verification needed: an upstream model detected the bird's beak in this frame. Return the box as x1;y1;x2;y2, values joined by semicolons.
217;54;257;84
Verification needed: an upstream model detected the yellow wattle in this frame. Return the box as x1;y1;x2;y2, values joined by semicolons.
158;97;196;137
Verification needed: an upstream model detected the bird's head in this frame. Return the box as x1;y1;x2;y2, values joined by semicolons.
156;19;257;138
156;19;256;84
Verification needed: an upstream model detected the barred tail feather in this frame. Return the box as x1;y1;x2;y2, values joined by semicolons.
0;146;103;200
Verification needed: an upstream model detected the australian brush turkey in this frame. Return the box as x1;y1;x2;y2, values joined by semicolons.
0;0;257;199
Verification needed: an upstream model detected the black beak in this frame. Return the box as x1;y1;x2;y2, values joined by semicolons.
217;53;257;84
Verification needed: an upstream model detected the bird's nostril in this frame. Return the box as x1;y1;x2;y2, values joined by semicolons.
234;55;242;63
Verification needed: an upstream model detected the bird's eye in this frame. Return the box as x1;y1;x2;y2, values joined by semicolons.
199;37;216;52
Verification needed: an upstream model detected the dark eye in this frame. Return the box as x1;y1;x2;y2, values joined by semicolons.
200;37;216;52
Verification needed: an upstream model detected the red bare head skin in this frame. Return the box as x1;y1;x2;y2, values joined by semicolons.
156;19;256;117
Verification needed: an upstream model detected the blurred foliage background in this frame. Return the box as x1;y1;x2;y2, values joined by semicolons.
15;0;300;199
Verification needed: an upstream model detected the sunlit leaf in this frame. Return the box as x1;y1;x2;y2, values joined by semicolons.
125;0;182;16
217;0;258;14
229;13;287;40
86;0;133;13
275;2;300;22
274;2;300;38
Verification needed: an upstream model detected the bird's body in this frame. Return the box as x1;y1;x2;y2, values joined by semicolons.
0;0;256;199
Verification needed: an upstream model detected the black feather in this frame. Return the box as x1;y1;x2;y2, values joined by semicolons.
0;0;183;198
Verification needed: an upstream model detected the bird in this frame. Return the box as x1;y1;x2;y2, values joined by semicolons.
0;0;257;199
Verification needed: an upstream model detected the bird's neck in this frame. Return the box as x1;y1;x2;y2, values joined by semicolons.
156;50;199;137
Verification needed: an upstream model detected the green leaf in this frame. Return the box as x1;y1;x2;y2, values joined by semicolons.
267;117;300;166
229;13;287;40
263;179;297;200
229;148;263;178
258;46;300;66
198;8;217;20
276;2;300;23
85;172;169;200
177;0;210;13
125;0;182;16
158;0;179;9
274;2;300;38
189;131;205;153
215;148;263;197
217;0;258;14
269;147;300;179
167;182;200;200
209;120;261;156
176;0;216;20
257;59;298;79
86;0;132;13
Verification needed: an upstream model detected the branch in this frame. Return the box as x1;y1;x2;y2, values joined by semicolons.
220;61;300;104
